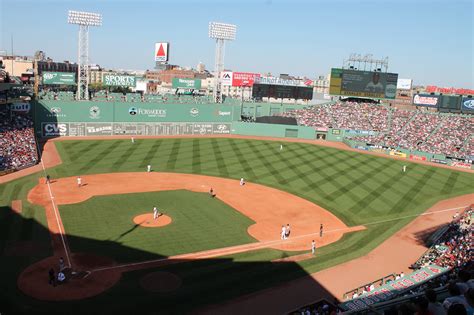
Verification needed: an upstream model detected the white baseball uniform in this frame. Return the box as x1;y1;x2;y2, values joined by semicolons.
147;165;151;172
153;207;158;220
77;177;82;187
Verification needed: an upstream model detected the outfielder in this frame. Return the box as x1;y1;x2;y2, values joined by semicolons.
147;165;151;172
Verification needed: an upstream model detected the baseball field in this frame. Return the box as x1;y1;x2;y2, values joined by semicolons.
0;136;473;313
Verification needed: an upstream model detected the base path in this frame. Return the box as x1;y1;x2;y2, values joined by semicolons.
198;194;473;314
28;172;363;252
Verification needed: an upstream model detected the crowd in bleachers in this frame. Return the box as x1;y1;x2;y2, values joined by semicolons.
341;206;473;314
0;108;38;171
278;102;474;160
412;208;472;270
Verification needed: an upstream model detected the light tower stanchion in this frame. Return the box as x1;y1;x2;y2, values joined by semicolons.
68;10;102;101
209;22;236;104
77;25;90;100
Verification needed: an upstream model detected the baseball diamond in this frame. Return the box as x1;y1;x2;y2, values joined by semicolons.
1;2;474;314
0;133;472;313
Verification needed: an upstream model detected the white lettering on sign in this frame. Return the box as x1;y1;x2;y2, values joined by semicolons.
413;94;438;105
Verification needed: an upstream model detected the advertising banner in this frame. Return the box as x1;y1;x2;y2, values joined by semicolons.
451;161;472;169
389;151;407;158
103;74;136;87
431;158;448;165
10;103;31;113
255;76;306;87
42;72;76;85
409;154;426;161
340;265;448;312
232;72;260;87
42;122;69;137
154;42;169;62
221;71;233;86
461;97;474;112
172;78;201;89
426;86;474;96
412;94;440;107
397;79;413;90
329;68;398;99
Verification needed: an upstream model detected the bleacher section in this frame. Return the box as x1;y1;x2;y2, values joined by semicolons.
278;101;474;160
0;108;38;172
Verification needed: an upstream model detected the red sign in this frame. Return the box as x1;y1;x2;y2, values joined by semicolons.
232;72;260;87
425;86;474;96
410;154;426;161
451;161;472;169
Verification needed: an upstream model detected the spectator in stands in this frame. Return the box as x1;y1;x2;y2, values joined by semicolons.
442;282;469;311
0;109;38;171
447;303;467;315
426;289;446;315
415;297;431;315
457;270;473;294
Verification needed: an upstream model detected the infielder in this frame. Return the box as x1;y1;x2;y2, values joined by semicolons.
281;225;287;240
240;178;245;186
147;165;151;172
311;240;316;255
153;206;159;220
77;176;82;187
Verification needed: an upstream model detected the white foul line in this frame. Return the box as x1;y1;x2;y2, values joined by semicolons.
89;204;470;273
35;142;72;268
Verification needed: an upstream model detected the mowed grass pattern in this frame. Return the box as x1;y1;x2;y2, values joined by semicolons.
53;138;473;227
59;190;256;262
1;137;473;312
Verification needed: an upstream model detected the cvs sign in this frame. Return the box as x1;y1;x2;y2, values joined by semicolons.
42;123;69;137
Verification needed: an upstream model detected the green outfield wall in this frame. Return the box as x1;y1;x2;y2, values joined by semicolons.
33;101;240;137
231;122;316;139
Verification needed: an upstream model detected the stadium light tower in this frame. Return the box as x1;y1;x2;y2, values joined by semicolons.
68;10;102;100
209;22;236;103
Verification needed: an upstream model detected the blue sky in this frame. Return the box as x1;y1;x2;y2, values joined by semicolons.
1;0;472;88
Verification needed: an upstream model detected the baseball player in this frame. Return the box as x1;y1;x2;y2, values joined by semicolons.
402;165;406;173
281;225;286;240
280;144;283;151
311;240;316;255
77;177;82;187
285;224;291;238
153;206;159;220
147;165;151;172
320;223;323;237
131;137;135;144
240;178;245;186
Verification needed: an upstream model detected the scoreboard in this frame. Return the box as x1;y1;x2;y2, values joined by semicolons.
252;84;313;100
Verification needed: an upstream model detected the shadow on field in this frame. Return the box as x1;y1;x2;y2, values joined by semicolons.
411;223;451;247
0;205;336;314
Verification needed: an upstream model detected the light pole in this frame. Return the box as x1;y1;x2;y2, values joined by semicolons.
209;22;236;104
68;10;102;100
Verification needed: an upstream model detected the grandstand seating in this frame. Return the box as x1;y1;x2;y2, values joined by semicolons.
340;206;473;314
279;102;474;160
0;108;38;171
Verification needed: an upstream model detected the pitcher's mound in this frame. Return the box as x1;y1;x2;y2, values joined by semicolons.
133;213;172;227
140;271;181;293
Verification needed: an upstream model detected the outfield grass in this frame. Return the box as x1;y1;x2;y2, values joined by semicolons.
60;190;256;262
0;137;472;312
